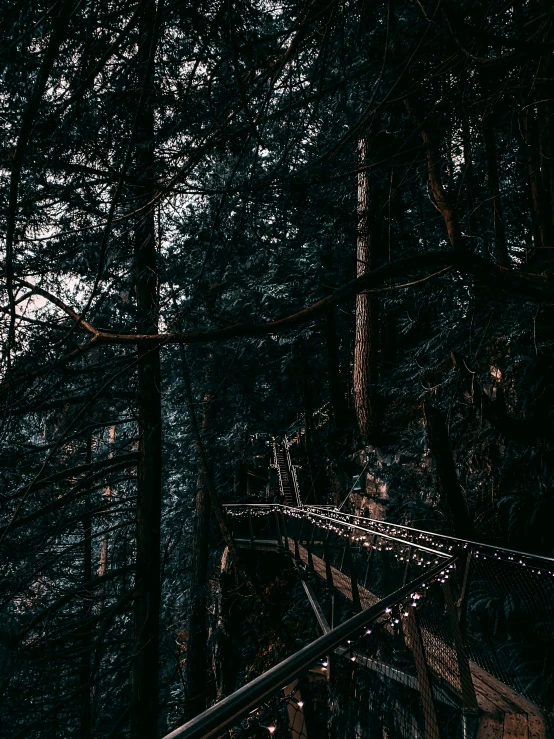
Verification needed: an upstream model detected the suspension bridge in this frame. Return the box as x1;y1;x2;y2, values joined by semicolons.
163;440;554;739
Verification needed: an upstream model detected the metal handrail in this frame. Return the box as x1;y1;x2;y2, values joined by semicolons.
271;442;287;503
284;444;302;507
304;506;554;569
223;503;554;570
161;559;452;739
224;504;452;559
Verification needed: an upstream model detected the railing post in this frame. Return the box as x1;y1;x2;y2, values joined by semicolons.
404;609;442;739
274;510;283;550
442;579;478;714
280;511;290;553
344;542;362;612
456;549;473;635
248;510;255;550
363;535;375;589
307;522;315;571
323;530;334;589
402;545;413;586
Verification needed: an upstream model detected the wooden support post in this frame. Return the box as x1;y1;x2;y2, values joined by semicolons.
305;522;315;570
456;550;472;636
442;580;478;713
298;519;305;550
339;543;347;571
280;511;290;552
294;537;301;561
363;536;375;589
274;511;283;550
345;544;362;612
323;532;334;589
402;546;413;586
248;510;255;550
404;610;441;739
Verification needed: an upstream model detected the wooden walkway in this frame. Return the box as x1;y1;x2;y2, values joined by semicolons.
235;538;546;738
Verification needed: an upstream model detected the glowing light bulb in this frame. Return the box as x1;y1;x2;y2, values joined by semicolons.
297;701;304;708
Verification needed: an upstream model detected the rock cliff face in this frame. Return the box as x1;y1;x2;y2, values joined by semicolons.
347;446;391;520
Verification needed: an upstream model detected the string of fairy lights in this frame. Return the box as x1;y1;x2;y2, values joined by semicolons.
224;504;554;578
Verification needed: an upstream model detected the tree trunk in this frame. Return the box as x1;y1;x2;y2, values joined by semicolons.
131;3;163;736
80;436;93;739
353;138;380;444
178;343;265;602
325;307;348;433
483;124;510;267
461;115;479;238
300;344;319;503
538;100;554;250
184;400;213;719
97;425;115;611
405;97;465;252
423;400;473;539
522;107;548;252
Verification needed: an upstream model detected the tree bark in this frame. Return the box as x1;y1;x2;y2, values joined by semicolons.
178;344;265;602
97;425;115;612
325;307;348;433
405;97;466;252
300;344;319;504
131;2;163;736
353;138;380;444
80;436;93;739
537;100;554;250
461;115;479;238
522;107;549;252
483;124;510;267
184;399;213;719
423;400;473;539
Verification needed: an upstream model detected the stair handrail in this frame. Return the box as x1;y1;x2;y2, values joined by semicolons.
284;443;302;507
271;441;287;504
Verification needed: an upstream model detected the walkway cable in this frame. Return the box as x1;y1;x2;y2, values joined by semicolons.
337;459;370;511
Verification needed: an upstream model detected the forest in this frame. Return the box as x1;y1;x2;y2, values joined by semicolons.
1;0;553;737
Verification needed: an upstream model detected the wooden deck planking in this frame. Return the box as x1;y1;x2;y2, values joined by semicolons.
503;714;529;739
477;716;505;739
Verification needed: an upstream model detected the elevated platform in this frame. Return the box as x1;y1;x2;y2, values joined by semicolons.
235;536;547;739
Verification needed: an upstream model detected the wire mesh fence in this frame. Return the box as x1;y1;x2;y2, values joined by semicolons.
464;550;554;717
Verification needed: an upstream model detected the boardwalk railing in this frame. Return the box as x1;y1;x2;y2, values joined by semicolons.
162;559;452;739
223;504;554;736
163;503;554;738
303;505;554;713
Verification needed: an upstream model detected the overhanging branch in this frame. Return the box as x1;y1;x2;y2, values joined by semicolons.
15;251;554;348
